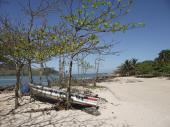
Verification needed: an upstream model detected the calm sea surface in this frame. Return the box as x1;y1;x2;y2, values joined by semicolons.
0;73;105;86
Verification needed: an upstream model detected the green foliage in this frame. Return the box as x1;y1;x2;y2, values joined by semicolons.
116;50;170;77
155;49;170;64
135;61;154;75
117;58;137;76
59;0;143;58
0;23;29;65
79;60;94;76
162;64;170;74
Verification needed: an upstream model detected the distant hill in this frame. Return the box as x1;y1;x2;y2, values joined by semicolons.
0;63;59;76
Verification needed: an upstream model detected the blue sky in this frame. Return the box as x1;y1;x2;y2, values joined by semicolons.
1;0;170;74
89;0;170;73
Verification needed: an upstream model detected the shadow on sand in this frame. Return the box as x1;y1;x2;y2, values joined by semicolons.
0;93;132;127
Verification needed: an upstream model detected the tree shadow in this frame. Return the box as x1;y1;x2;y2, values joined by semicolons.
0;94;15;102
1;109;110;127
0;93;131;127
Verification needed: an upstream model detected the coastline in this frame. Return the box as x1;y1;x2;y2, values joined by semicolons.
0;73;108;87
0;77;170;127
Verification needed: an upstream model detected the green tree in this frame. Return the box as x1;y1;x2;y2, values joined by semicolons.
0;18;30;108
153;50;170;76
115;50;170;77
80;59;94;79
17;0;59;83
155;49;170;64
136;60;154;75
117;58;137;76
117;59;137;76
118;60;131;76
58;0;143;108
94;55;104;87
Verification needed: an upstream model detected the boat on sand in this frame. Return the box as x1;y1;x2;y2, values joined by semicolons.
29;84;100;108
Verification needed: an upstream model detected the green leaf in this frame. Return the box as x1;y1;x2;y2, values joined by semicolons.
50;35;58;40
82;4;87;9
103;22;109;28
138;22;145;27
90;11;94;15
107;1;112;5
90;34;97;40
77;8;83;14
92;2;97;8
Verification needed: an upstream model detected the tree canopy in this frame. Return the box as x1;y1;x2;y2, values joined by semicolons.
0;0;144;108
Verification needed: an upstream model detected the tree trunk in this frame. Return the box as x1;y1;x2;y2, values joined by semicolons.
59;55;65;85
39;63;43;85
59;55;62;84
94;60;99;87
44;63;51;87
77;60;80;79
61;56;65;81
28;59;33;83
15;64;21;109
66;57;73;109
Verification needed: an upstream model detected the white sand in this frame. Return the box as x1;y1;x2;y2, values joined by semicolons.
0;77;170;127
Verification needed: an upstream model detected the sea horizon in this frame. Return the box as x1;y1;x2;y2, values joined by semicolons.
0;73;108;87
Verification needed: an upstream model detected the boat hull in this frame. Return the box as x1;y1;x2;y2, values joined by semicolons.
30;84;99;108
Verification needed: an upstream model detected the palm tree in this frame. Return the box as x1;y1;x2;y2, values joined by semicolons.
157;49;170;64
131;58;138;75
117;60;131;76
117;58;138;76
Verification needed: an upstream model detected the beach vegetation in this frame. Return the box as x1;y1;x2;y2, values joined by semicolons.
116;58;137;76
115;50;170;77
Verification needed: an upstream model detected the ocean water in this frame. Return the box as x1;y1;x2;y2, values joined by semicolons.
0;73;105;86
0;75;53;86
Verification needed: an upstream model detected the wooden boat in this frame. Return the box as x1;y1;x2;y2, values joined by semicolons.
29;84;99;108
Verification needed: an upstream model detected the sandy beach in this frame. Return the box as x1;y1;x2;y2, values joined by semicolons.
0;77;170;127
